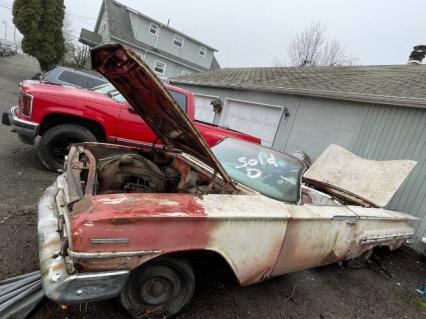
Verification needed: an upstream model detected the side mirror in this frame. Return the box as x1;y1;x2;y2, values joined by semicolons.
127;105;137;113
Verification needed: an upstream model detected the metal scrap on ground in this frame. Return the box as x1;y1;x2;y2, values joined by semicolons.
0;272;44;319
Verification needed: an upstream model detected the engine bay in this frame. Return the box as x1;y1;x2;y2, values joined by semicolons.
66;143;237;201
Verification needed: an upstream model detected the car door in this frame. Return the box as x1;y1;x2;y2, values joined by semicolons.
271;204;358;276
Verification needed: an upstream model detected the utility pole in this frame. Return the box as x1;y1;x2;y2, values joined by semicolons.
3;20;7;40
13;26;16;43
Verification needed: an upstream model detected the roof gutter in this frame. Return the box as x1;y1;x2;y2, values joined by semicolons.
169;80;426;110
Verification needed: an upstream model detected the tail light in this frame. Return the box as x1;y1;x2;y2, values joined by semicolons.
18;90;33;117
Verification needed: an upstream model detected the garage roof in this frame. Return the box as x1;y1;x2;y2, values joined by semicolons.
170;64;426;108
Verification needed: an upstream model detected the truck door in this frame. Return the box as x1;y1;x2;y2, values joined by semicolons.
116;101;157;145
115;90;188;146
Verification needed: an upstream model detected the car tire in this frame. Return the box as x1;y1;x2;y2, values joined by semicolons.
38;124;97;172
120;256;195;319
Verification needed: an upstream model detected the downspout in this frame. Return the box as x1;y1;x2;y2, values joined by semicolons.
154;24;163;49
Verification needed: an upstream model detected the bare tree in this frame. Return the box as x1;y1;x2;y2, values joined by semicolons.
274;22;355;67
63;41;89;68
62;12;89;68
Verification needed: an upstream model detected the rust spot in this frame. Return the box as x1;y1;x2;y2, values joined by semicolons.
71;197;92;217
241;267;272;285
110;217;139;225
320;250;338;265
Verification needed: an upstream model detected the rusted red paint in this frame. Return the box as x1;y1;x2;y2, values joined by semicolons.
70;193;210;255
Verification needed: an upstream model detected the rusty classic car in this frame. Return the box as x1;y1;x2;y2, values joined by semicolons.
38;44;418;318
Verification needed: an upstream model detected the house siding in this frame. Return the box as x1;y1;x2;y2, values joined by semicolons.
128;11;214;70
86;0;219;78
95;6;111;41
142;53;194;78
172;82;426;251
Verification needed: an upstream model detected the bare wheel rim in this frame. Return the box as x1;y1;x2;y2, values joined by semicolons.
132;265;183;307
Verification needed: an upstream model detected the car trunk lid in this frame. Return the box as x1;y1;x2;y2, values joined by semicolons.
303;144;417;207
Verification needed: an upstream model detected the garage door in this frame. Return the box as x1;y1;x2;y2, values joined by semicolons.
194;94;216;124
220;99;282;147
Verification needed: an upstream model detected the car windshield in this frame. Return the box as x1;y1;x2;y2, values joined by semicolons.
212;138;306;203
92;83;187;111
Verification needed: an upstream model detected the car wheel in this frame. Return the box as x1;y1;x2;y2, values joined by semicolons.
38;124;97;172
120;256;195;319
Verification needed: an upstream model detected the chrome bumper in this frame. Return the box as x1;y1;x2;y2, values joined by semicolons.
38;180;130;304
3;106;39;144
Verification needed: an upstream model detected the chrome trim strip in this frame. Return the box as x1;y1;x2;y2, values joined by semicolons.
359;232;414;245
68;249;161;259
90;238;129;244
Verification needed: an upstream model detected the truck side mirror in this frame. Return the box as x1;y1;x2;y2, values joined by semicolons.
127;105;137;113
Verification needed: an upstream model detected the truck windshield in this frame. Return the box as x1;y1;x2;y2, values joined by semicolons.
212;138;306;203
92;83;187;112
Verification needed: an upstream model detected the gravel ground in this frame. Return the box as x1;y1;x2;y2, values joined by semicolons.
0;54;425;319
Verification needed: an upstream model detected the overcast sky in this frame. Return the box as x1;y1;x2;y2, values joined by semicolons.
1;0;424;67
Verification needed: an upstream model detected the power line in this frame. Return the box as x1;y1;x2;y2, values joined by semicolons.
71;15;95;28
68;13;96;21
63;31;79;40
0;2;12;10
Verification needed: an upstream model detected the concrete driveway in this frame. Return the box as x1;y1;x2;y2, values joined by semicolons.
0;54;425;319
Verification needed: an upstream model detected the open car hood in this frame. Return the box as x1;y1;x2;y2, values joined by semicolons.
91;44;236;191
303;145;416;207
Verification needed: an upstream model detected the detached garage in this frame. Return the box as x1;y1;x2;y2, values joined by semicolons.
189;91;283;147
170;63;426;251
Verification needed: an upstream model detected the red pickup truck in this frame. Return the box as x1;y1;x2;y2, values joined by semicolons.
2;81;260;171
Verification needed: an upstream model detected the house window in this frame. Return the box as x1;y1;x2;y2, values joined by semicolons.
173;34;184;49
154;61;166;75
199;46;206;57
149;23;159;36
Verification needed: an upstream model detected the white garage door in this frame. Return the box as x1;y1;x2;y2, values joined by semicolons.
194;94;216;124
220;99;282;147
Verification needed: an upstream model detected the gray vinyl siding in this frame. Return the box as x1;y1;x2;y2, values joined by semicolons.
349;104;426;249
172;82;426;251
276;97;367;159
128;12;157;47
128;12;214;70
95;7;111;41
143;53;194;78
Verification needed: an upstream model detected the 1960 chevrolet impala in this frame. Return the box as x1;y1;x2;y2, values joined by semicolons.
38;44;418;318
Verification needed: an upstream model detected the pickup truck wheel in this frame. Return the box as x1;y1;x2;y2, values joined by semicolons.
38;124;97;172
120;256;195;319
